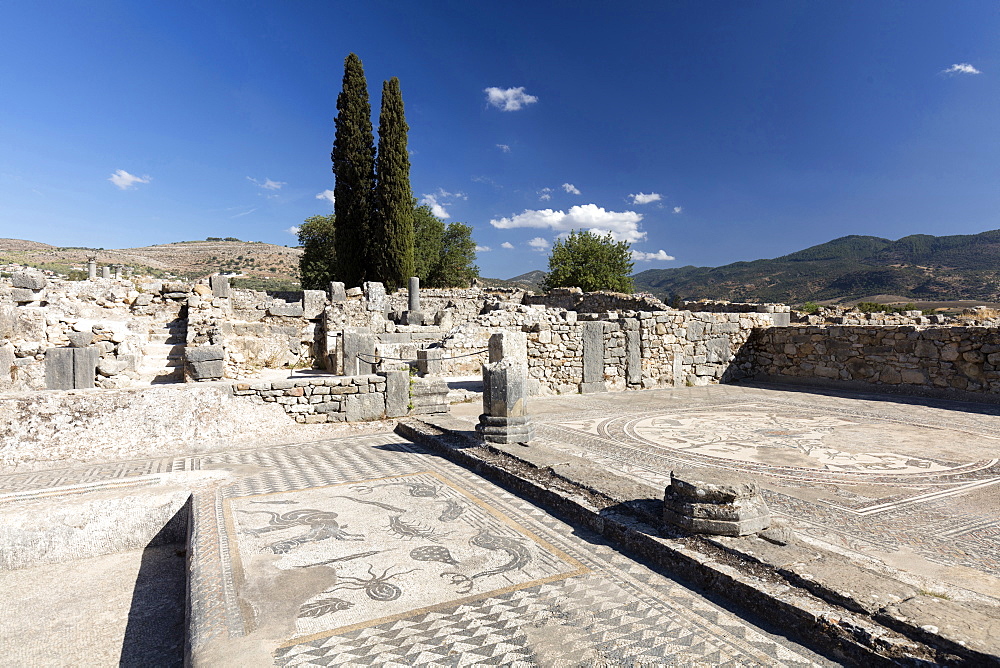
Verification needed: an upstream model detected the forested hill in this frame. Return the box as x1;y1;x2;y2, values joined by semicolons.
633;229;1000;304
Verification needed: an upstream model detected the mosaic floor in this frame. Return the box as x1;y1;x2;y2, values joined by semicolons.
480;383;1000;595
185;434;834;666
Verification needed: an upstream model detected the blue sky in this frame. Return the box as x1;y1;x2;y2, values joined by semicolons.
1;1;998;279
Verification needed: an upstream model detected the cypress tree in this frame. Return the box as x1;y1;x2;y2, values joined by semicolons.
372;77;414;291
332;53;375;287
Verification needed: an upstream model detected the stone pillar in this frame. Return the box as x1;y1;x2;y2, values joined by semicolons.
363;281;386;312
210;274;230;298
416;348;442;376
101;266;111;279
329;281;346;302
663;469;771;536
580;321;606;393
477;359;534;445
113;265;122;280
408;277;420;311
625;318;641;385
342;327;376;376
45;347;99;390
489;330;526;366
87;258;97;281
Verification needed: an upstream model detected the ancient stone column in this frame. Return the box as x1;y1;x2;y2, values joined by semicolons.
101;266;111;279
342;327;376;376
87;258;97;280
476;359;534;445
408;276;420;311
113;265;122;280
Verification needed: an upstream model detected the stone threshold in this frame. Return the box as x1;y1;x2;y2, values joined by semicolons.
395;415;1000;667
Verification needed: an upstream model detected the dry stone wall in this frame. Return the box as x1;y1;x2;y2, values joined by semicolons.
749;325;1000;397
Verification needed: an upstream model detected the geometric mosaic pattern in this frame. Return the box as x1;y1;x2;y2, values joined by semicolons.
183;433;833;666
521;384;1000;584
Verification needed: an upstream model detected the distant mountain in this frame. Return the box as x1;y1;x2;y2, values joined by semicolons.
478;270;546;292
633;230;1000;304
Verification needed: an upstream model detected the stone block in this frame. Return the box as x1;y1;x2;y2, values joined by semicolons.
67;331;93;348
268;302;304;317
44;347;75;390
346;286;363;297
209;274;230;298
404;310;425;326
579;381;607;394
625;327;641;384
329;282;346;302
582;321;605;384
382;370;410;418
342;327;376;376
186;345;224;362
489;330;527;367
344;391;385;422
363;281;386;311
663;469;770;536
72;346;99;389
12;272;46;290
416;347;442;376
303;290;326;319
189;359;225;380
11;288;42;303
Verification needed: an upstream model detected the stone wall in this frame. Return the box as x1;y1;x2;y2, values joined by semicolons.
748;325;1000;396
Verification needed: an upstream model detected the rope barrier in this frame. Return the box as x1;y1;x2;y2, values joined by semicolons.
356;347;489;364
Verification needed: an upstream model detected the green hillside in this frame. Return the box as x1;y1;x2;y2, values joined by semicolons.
634;230;1000;304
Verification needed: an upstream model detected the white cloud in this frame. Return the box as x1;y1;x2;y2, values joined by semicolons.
501;241;515;249
673;206;683;214
475;245;491;252
484;86;538;111
538;187;553;201
496;144;511;153
286;226;300;235
631;249;675;262
562;183;581;195
316;189;335;206
436;188;467;200
942;63;981;75
528;237;550;251
630;192;661;205
108;169;151;190
231;208;257;219
490;203;646;243
248;176;286;190
420;193;450;219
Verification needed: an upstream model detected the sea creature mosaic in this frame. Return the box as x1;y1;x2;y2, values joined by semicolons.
228;471;587;643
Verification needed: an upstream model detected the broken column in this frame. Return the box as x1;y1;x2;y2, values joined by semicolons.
662;469;771;536
476;331;534;445
416;347;442;376
329;281;346;302
101;266;111;279
113;265;122;280
87;258;97;280
405;277;424;326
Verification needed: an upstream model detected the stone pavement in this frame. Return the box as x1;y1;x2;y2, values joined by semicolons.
450;381;1000;601
0;432;837;667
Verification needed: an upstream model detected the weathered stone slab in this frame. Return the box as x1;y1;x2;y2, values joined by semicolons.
189;359;225;380
44;347;75;390
625;325;641;384
186;346;224;363
582;321;605;387
345;391;385;421
302;290;326;319
382;370;409;418
329;281;346;302
363;281;386;312
416;348;442;376
209;274;230;298
72;347;99;389
12;272;46;290
267;302;304;317
342;328;376;376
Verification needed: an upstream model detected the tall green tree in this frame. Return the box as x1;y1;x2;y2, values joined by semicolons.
297;215;336;290
412;202;444;281
429;223;479;287
332;53;375;287
542;230;634;293
372;77;414;291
